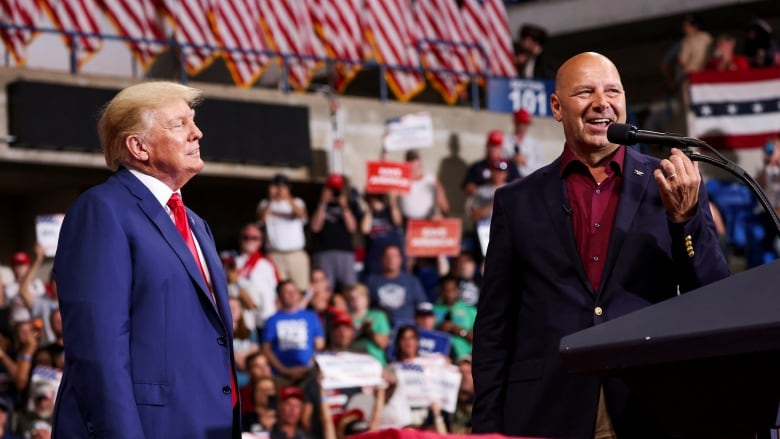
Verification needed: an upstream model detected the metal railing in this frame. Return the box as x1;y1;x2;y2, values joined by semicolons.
0;22;507;110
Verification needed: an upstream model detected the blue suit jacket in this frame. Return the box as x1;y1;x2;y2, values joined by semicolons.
471;147;730;438
52;168;239;439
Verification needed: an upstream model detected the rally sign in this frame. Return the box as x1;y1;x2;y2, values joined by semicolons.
405;219;462;257
36;214;65;257
365;161;412;194
392;355;461;413
315;352;384;390
383;112;434;151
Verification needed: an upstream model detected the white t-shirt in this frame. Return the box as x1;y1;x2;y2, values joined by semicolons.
399;174;436;220
257;198;307;252
234;253;279;329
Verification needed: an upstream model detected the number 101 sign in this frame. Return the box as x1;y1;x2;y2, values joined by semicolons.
486;77;555;117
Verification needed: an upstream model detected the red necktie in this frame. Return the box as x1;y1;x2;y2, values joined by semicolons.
167;193;238;407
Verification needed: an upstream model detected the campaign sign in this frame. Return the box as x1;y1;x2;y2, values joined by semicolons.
315;352;384;390
486;77;555;117
405;219;462;257
383;112;434;151
36;214;65;257
365;161;412;194
393;356;461;413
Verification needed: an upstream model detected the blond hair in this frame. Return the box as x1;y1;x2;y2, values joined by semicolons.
98;82;203;171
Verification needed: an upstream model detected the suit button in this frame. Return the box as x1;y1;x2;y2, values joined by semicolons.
222;386;231;394
217;336;226;345
594;306;603;316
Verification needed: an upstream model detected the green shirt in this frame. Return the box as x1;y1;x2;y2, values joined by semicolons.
351;309;391;366
434;301;476;359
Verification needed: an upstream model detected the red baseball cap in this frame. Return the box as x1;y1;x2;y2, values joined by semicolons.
326;173;344;191
11;252;30;266
486;130;504;147
279;386;305;402
514;108;532;124
331;312;353;328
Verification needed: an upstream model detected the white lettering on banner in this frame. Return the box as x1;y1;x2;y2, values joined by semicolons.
277;319;309;351
409;236;458;248
367;175;411;189
508;79;548;116
419;338;435;351
393;356;461;413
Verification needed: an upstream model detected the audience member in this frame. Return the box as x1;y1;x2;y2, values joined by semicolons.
258;174;311;293
0;397;20;439
310;174;359;293
15;380;55;438
242;375;278;434
306;269;340;346
678;14;713;75
347;284;390;366
451;251;481;307
412;302;452;358
462;131;520;196
434;275;475;361
398;150;450;220
505;108;543;178
270;386;312;439
366;245;427;326
706;34;750;71
514;24;553;79
263;280;325;385
6;249;46;326
360;192;404;281
229;297;260;388
450;354;474;434
743;18;779;68
240;351;273;415
234;223;280;337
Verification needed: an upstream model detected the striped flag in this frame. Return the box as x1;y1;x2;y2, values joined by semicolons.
689;68;780;149
311;0;364;92
260;0;325;91
363;0;424;102
462;0;516;78
158;0;219;75
415;0;472;105
0;0;43;65
99;0;166;70
39;0;103;69
209;0;270;87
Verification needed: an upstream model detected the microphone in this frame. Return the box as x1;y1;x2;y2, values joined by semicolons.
606;123;702;147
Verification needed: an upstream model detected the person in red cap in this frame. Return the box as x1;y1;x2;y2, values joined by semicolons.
270;386;311;439
462;130;521;196
508;108;543;178
310;173;359;293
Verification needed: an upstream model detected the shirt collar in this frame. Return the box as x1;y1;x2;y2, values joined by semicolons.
128;168;178;209
559;144;626;179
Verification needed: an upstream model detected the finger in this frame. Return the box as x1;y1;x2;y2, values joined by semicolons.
659;159;677;180
671;148;696;177
653;168;672;191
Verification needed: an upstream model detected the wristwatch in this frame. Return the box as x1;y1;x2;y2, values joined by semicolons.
458;328;469;338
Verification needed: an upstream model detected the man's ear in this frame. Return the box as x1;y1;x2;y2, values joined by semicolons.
550;93;563;122
126;135;148;162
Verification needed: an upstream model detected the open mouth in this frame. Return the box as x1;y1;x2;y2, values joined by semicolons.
587;118;613;128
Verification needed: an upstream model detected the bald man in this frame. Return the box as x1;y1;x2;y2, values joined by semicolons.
471;52;729;438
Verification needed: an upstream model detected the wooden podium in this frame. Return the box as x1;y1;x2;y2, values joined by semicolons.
560;259;780;438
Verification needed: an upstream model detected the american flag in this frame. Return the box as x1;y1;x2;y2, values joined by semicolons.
260;0;325;91
0;0;42;65
689;68;780;149
363;0;424;102
310;0;364;92
415;0;472;105
462;0;516;78
158;0;219;75
39;0;103;69
209;0;270;87
99;0;166;69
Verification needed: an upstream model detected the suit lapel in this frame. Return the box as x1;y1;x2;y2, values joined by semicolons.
598;148;654;296
541;159;593;295
189;216;233;334
115;169;222;317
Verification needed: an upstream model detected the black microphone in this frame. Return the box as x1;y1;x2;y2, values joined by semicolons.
606;123;701;147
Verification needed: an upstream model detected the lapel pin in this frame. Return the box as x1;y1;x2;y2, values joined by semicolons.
633;169;644;176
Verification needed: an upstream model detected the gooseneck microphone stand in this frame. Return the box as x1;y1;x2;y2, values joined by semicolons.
665;134;780;240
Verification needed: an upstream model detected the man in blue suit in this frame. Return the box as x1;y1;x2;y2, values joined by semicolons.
52;82;239;438
471;52;730;438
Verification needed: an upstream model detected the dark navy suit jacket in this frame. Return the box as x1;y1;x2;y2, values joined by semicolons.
471;147;730;438
52;168;239;439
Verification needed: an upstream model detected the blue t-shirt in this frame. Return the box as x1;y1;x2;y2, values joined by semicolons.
262;309;324;370
366;272;427;325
